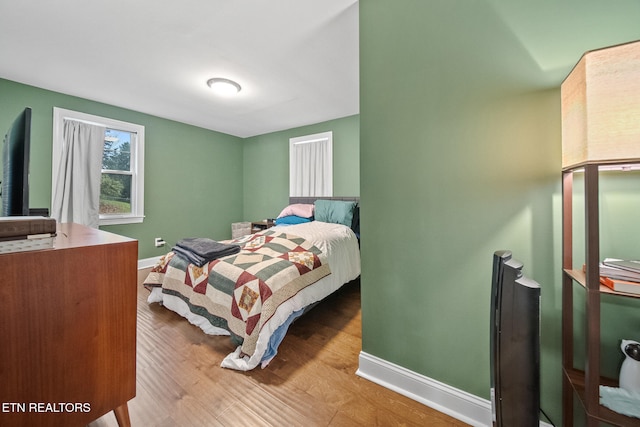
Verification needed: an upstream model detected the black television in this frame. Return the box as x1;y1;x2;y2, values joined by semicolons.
1;107;32;216
490;250;540;427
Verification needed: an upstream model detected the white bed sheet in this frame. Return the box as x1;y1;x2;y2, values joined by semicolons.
147;220;361;370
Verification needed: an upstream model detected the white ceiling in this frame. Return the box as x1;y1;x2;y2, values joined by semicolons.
0;0;359;138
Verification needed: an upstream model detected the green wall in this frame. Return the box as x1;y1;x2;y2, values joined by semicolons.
0;78;244;259
242;115;360;221
360;1;640;425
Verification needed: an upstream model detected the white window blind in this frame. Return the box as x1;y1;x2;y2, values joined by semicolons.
289;131;333;197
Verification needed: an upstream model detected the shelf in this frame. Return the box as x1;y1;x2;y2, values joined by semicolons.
564;269;640;299
564;368;640;426
562;163;640;426
563;161;640;173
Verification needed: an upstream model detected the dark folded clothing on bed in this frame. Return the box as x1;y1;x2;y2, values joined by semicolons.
176;237;240;258
172;246;208;266
173;237;240;267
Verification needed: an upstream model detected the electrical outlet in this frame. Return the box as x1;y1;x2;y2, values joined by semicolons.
154;237;166;247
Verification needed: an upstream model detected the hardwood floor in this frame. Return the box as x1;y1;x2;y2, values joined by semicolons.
88;269;468;427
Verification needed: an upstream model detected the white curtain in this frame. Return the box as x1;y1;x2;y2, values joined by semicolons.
51;120;105;228
291;138;331;197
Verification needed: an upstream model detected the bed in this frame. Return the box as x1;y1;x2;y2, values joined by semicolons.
143;197;360;371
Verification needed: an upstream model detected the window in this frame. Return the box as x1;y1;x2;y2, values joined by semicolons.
101;129;134;217
52;108;145;225
289;131;333;197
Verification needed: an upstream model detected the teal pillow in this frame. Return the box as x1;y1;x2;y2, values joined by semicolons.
314;200;357;227
275;215;312;225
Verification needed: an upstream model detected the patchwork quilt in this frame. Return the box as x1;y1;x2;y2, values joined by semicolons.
144;229;331;358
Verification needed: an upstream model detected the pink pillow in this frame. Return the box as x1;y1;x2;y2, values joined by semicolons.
277;203;314;219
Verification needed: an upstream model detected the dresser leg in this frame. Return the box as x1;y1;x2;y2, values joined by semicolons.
113;403;131;427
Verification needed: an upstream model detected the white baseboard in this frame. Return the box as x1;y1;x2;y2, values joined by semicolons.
138;256;162;270
356;352;553;427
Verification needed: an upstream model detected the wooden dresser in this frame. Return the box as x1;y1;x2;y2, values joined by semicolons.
0;223;137;427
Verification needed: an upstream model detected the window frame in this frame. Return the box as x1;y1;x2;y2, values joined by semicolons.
289;131;333;197
52;107;145;225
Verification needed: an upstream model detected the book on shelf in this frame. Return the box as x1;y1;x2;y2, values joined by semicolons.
0;235;54;254
600;276;640;295
602;258;640;274
598;258;640;282
0;232;56;242
0;216;57;239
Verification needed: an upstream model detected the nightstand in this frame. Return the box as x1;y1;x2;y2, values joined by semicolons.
251;220;275;233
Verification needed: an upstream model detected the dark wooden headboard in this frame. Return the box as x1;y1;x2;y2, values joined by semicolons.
288;196;359;205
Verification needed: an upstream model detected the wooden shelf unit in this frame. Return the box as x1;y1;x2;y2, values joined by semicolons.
562;164;640;427
0;223;137;427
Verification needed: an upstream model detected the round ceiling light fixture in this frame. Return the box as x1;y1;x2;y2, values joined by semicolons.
206;77;241;96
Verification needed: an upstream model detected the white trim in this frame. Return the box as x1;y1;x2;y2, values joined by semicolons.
100;214;144;226
356;352;553;427
289;131;332;146
292;136;328;145
138;256;162;270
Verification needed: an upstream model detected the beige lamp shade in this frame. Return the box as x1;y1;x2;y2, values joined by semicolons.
561;40;640;169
